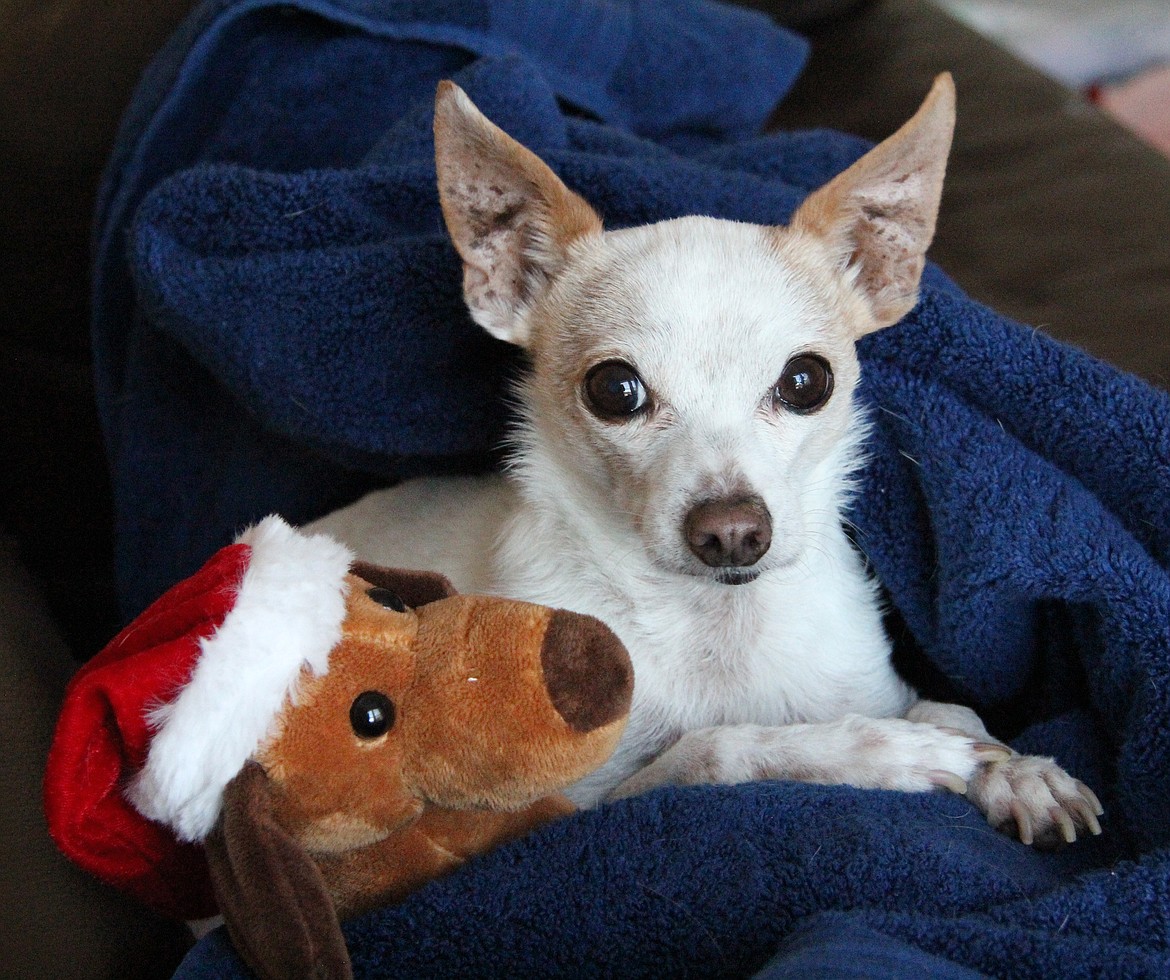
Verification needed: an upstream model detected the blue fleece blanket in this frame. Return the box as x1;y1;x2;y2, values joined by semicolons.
93;1;1170;977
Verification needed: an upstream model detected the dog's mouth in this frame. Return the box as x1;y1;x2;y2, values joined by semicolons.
659;557;765;587
711;567;762;586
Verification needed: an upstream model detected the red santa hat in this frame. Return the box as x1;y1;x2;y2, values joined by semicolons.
43;515;354;919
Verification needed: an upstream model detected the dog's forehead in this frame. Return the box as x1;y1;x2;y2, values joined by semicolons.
564;217;849;372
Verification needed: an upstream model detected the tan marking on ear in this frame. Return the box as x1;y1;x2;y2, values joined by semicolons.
434;80;602;347
786;73;955;334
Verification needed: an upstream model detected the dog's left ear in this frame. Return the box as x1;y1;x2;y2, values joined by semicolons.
433;81;603;348
790;73;955;335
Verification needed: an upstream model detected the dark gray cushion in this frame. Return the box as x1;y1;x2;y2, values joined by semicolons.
0;538;192;978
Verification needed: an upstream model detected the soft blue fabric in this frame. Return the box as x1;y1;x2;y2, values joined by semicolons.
91;1;1170;976
753;914;991;979
94;0;810;616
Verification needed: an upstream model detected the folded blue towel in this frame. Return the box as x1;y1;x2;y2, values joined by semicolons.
92;0;1170;976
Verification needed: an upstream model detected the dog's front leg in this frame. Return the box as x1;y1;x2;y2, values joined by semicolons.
607;716;1009;802
905;700;1104;847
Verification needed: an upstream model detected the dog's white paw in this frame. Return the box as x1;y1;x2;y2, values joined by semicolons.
825;715;1010;795
607;717;1010;802
966;751;1104;848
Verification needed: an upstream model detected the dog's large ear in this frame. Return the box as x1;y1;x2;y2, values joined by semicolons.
789;73;955;334
205;762;352;980
433;80;603;347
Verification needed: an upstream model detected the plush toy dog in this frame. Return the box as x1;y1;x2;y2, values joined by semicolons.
44;516;632;980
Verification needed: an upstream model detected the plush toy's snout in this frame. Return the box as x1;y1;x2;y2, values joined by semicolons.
398;593;633;811
541;609;632;732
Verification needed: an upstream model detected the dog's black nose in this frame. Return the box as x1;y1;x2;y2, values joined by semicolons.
684;496;772;568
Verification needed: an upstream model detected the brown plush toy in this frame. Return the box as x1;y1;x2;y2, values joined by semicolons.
44;516;633;980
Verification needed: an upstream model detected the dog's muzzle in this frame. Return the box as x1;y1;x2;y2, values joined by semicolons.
683;495;772;570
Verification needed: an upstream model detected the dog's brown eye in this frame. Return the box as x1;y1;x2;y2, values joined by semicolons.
774;355;833;413
350;691;395;739
584;361;649;420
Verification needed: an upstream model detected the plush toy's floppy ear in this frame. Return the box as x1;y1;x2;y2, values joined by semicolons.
349;561;457;607
205;762;352;980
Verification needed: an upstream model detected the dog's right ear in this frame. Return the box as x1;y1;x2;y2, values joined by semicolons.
205;762;352;980
434;81;602;347
789;73;955;334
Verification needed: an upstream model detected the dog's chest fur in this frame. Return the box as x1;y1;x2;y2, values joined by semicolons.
488;477;914;802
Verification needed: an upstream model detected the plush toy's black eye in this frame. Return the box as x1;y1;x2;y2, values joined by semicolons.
584;361;650;420
350;691;395;739
366;587;406;612
774;354;833;413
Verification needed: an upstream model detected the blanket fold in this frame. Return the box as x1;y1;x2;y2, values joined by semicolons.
90;0;1170;976
97;0;809;614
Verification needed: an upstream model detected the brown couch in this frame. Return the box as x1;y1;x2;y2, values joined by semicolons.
2;1;1167;976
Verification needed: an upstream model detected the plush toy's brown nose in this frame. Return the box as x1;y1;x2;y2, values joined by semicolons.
684;495;772;568
540;611;633;732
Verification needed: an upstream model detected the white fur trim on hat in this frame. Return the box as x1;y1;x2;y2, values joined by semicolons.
127;515;354;842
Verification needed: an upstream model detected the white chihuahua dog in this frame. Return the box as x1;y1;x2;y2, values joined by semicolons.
309;74;1102;847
